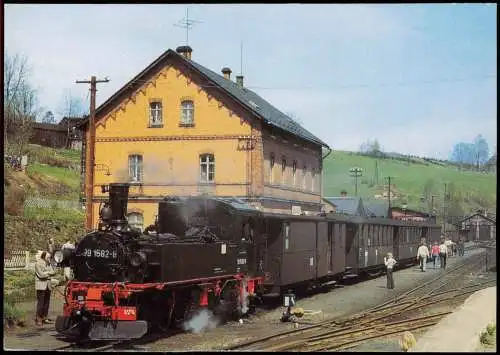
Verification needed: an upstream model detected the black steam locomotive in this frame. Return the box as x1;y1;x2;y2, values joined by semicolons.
55;183;441;341
55;184;264;341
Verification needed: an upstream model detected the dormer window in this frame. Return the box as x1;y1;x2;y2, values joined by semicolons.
149;101;163;127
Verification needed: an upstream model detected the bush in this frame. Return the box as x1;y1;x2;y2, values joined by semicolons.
4;302;27;328
480;323;496;346
5;185;27;216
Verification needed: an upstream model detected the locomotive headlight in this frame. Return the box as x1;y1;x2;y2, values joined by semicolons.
54;250;64;263
129;252;147;267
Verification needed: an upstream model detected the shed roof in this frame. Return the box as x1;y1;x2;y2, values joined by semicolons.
364;200;390;218
323;197;368;216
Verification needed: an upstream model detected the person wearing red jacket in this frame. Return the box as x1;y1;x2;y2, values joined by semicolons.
431;241;440;269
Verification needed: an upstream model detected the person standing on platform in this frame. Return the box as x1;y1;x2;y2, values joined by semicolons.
384;252;397;289
417;241;430;272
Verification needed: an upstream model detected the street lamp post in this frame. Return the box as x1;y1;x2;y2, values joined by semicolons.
349;167;363;197
402;203;408;221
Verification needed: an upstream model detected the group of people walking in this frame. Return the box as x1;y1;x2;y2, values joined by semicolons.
384;235;466;289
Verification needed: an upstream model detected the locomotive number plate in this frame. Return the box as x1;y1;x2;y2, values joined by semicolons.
82;248;117;259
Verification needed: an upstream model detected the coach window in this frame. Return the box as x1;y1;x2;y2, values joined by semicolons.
127;213;144;232
284;222;290;250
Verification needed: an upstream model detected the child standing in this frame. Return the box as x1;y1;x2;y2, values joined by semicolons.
384;252;397;289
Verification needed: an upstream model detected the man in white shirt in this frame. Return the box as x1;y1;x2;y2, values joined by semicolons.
417;242;430;272
384;253;397;289
439;240;448;269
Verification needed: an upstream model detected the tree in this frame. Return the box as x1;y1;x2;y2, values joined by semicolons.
422;178;436;212
473;134;489;170
359;139;383;157
60;89;87;119
4;51;40;156
42;110;55;124
451;142;474;169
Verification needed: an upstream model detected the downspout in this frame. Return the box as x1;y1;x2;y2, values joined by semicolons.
321;147;333;209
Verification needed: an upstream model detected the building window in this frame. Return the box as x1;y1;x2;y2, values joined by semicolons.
180;100;194;126
149;101;162;126
292;160;297;186
128;154;143;183
200;154;215;183
127;213;144;231
270;153;275;184
281;157;286;184
311;168;316;192
302;165;307;190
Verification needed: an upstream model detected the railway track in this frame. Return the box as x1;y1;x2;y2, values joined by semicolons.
227;251;495;351
51;245;495;352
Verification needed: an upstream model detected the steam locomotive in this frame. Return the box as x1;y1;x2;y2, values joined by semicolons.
55;183;441;341
54;184;264;341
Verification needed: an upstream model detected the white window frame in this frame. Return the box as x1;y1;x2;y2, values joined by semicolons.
128;155;143;183
180;100;194;125
149;101;163;126
200;154;215;183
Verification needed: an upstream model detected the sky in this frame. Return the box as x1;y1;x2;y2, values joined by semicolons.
4;4;497;159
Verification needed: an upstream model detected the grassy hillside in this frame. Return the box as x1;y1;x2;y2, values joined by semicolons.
323;150;496;215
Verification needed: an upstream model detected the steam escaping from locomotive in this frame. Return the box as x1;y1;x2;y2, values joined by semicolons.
240;278;250;315
182;309;220;334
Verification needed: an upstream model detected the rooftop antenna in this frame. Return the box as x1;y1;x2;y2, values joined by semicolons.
174;7;202;46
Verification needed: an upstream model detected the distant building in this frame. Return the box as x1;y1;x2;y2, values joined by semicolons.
457;211;496;241
30;116;84;150
323;195;368;217
78;45;330;229
390;206;435;223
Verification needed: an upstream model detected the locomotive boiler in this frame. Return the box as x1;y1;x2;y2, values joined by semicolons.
55;183;264;341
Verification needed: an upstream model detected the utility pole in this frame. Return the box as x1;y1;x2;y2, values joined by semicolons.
349;167;363;196
77;76;109;231
443;183;448;233
386;176;393;218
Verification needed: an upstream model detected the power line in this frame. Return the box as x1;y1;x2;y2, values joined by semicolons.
245;74;496;91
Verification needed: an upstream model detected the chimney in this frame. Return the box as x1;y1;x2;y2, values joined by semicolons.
176;45;193;60
236;75;244;88
221;67;232;80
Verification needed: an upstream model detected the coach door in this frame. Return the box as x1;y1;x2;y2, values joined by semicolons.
392;226;400;260
327;223;333;272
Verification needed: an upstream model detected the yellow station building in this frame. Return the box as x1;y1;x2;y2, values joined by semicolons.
80;46;330;230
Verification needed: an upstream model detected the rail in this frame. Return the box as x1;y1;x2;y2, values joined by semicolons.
227;249;495;351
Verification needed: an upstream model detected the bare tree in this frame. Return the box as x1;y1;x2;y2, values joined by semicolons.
4;51;40;156
60;89;86;118
42;110;56;124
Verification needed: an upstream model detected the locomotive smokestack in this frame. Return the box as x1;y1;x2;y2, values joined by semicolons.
108;183;130;223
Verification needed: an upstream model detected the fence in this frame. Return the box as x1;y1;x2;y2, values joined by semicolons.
24;197;81;210
4;250;32;270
